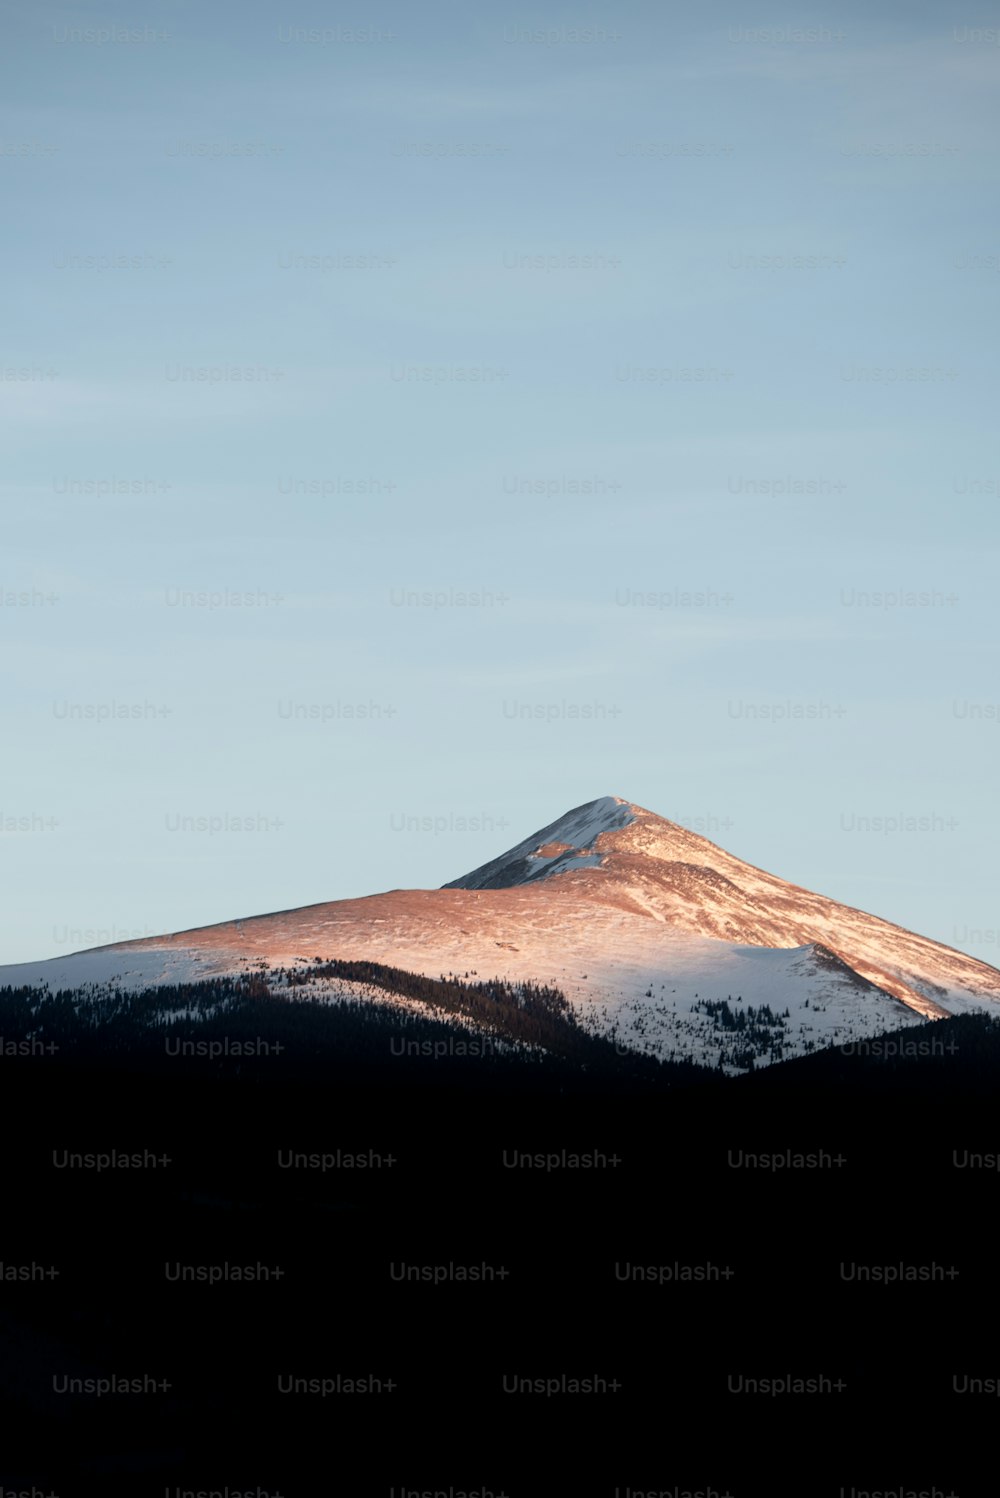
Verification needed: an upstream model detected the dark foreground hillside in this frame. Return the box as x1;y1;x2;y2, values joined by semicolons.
1;966;998;1492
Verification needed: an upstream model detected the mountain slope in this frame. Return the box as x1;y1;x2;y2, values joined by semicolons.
445;796;1000;1020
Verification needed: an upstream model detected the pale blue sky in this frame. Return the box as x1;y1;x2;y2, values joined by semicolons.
2;1;998;965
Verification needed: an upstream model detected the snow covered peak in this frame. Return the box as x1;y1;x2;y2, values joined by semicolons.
442;796;636;890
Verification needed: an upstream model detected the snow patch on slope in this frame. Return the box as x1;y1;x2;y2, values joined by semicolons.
572;939;927;1073
0;947;223;992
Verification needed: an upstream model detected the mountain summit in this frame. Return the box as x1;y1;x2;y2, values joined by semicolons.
443;795;635;889
3;794;999;1073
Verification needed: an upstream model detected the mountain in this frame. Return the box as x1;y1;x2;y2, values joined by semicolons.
4;795;999;1072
